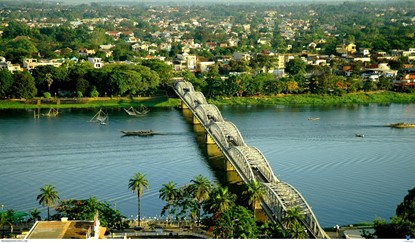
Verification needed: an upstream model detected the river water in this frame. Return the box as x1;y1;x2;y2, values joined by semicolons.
0;103;414;228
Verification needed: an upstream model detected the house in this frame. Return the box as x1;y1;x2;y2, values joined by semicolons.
198;61;216;72
22;58;65;70
0;57;21;72
336;43;357;55
232;52;250;61
359;48;371;57
78;48;96;57
88;57;103;69
308;42;317;49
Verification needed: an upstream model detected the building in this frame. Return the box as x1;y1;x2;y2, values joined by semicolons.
88;57;103;69
24;218;105;239
22;58;65;70
336;43;357;55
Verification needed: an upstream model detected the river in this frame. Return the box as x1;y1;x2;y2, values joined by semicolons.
0;103;414;228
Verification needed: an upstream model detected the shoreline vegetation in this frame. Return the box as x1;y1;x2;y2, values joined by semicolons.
1;91;415;109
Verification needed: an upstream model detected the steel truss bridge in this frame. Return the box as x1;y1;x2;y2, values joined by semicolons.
173;79;329;239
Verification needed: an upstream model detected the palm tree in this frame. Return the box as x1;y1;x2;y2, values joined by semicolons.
0;209;14;238
189;175;212;226
205;186;236;216
128;172;149;226
159;181;179;224
282;206;305;229
288;220;309;239
36;184;60;221
29;208;41;223
243;180;266;212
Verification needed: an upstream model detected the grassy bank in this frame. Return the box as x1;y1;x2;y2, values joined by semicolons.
0;96;181;109
209;92;415;106
1;92;415;109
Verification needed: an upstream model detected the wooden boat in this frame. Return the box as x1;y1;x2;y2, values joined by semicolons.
124;104;149;116
389;122;415;128
41;108;59;117
90;109;108;125
120;130;155;136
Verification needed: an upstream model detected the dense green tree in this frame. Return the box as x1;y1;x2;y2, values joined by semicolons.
0;69;13;98
36;184;60;221
212;206;258;239
55;197;128;231
285;58;306;76
128;172;149;226
369;188;415;238
10;71;37;99
141;59;173;89
2;20;32;39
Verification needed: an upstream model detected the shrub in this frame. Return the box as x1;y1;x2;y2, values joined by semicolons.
43;92;51;98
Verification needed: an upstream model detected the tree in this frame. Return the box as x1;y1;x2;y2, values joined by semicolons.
141;59;173;90
0;69;13;98
282;206;309;238
371;187;415;238
204;186;236;217
128;172;149;226
36;184;60;221
9;71;37;99
243;180;266;213
28;208;41;224
189;175;212;226
0;209;15;238
285;58;306;77
55;197;128;231
212;206;258;239
159;181;180;224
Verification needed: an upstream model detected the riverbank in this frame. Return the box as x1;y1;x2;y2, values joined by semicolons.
1;91;415;109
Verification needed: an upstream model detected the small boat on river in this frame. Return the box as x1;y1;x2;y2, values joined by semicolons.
120;130;155;136
355;133;364;138
389;122;415;128
307;117;320;120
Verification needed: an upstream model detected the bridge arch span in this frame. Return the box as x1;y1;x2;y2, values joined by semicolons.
183;91;207;109
228;146;279;184
194;104;224;125
208;121;246;149
174;80;195;96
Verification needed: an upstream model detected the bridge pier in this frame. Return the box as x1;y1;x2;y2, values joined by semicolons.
179;100;188;109
205;133;215;144
193;115;200;125
224;160;235;171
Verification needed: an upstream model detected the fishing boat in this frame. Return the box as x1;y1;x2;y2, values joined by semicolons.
307;117;320;120
389;122;415;128
41;108;59;117
355;133;364;138
124;104;149;117
120;130;155;136
90;109;108;125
